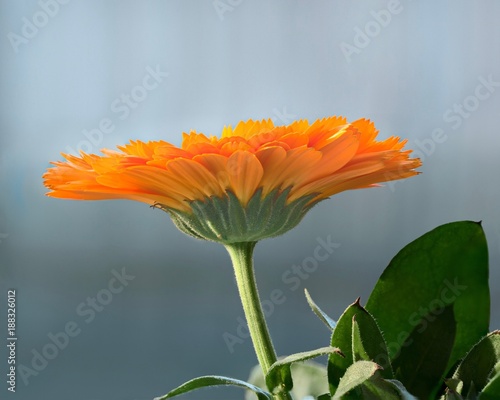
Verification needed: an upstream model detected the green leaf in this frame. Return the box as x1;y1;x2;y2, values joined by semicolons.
265;346;342;394
443;378;465;399
332;360;381;399
360;378;418;400
305;288;337;330
154;375;273;400
480;366;500;399
351;317;370;362
452;331;500;395
391;304;456;399
365;221;489;372
247;361;330;400
328;299;392;394
385;379;419;399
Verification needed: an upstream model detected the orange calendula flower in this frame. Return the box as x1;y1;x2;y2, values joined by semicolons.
43;117;421;243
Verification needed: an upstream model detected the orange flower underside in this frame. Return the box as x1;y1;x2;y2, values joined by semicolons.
43;117;421;213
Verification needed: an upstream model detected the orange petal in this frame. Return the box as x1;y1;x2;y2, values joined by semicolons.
227;151;264;205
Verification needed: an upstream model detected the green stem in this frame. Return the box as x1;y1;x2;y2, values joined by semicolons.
225;242;293;400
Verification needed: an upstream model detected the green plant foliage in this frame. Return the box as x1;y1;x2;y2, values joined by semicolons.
156;222;496;400
265;347;342;394
365;221;489;373
448;331;500;397
332;361;381;399
305;288;337;330
391;304;456;398
328;299;392;394
154;375;273;400
480;366;500;399
353;376;418;400
246;361;330;400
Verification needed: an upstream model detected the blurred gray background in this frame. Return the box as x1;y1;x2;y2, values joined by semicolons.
1;1;500;399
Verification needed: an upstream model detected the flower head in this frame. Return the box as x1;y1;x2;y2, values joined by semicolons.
43;117;421;243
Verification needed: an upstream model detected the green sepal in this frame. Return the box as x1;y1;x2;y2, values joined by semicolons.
154;375;273;400
328;298;392;395
391;304;456;399
451;331;500;395
305;288;337;330
265;347;343;395
163;187;319;244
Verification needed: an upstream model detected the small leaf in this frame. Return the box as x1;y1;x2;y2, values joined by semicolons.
480;366;500;399
328;298;392;394
305;288;337;330
385;379;419;399
247;361;329;400
442;387;465;400
392;304;456;399
154;375;273;400
452;331;500;394
360;378;418;400
351;317;370;362
265;347;343;394
366;221;489;372
332;360;381;399
443;378;465;399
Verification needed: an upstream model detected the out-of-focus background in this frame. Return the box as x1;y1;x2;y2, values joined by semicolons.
1;1;499;399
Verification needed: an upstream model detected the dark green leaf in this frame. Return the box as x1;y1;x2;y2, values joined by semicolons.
351;317;370;363
266;347;342;394
452;331;500;395
154;375;272;400
366;221;489;372
305;288;337;330
392;304;456;399
328;299;392;394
